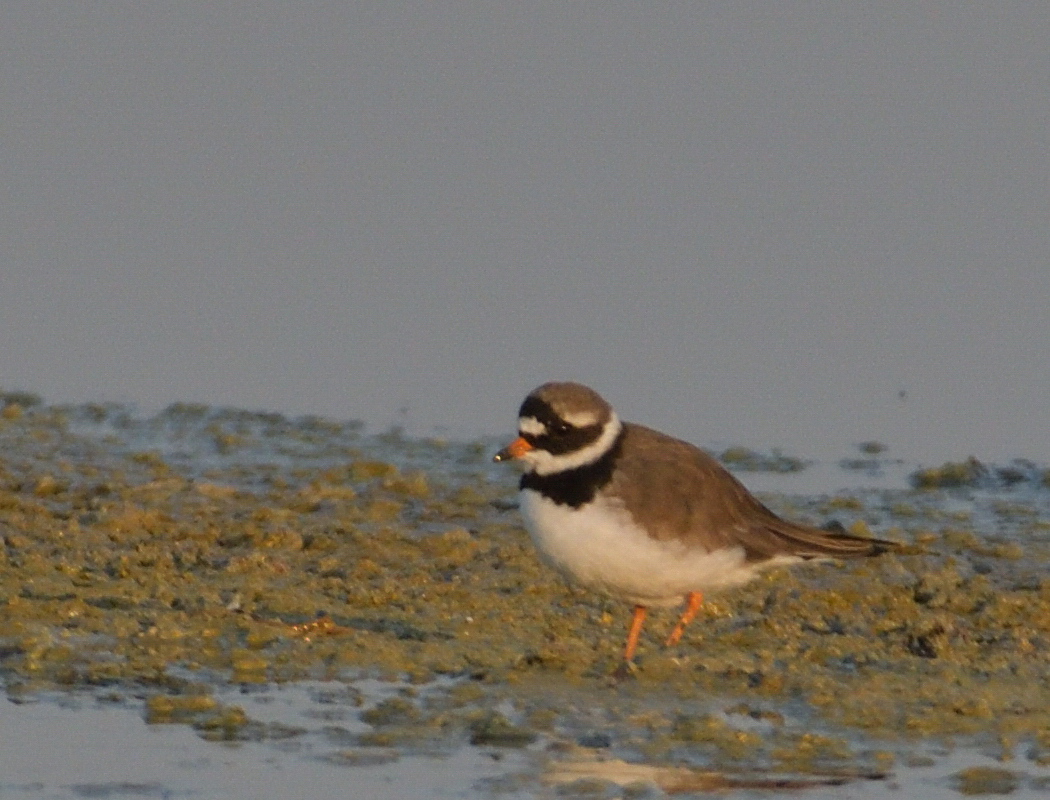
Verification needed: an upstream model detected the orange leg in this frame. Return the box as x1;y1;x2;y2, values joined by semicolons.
664;591;704;647
623;605;648;663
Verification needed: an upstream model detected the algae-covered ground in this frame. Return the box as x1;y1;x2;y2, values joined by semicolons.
3;392;1050;793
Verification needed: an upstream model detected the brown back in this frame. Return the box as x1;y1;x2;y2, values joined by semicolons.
610;423;894;560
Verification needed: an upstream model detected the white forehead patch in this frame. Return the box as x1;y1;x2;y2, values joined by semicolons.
522;414;622;476
518;416;547;436
561;410;599;428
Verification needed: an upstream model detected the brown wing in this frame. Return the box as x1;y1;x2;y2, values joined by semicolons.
611;424;896;561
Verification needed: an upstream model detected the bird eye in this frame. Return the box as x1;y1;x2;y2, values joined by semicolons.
552;420;572;435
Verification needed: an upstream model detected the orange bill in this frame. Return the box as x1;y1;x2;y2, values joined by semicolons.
493;436;534;462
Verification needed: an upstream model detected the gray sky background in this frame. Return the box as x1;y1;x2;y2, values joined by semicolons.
3;4;1048;464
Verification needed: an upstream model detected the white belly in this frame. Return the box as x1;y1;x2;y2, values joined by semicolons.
519;489;772;606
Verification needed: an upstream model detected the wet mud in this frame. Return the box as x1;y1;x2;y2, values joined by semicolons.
2;393;1050;793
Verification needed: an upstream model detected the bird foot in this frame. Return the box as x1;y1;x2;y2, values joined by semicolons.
609;660;638;683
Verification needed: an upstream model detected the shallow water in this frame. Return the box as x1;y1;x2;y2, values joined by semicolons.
2;397;1050;798
0;687;534;800
5;684;1050;800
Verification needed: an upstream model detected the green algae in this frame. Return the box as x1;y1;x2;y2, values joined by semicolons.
910;457;1050;492
719;447;807;473
912;458;988;489
953;766;1020;795
468;710;538;747
145;691;219;724
857;442;888;455
360;695;421;727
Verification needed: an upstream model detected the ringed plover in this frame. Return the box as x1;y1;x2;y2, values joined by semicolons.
493;382;896;674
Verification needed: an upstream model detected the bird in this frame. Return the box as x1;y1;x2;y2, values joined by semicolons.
493;381;897;675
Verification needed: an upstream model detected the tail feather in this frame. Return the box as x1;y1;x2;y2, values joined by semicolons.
741;516;899;562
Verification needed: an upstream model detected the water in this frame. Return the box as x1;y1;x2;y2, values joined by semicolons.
2;5;1049;467
0;689;534;800
5;685;1049;800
